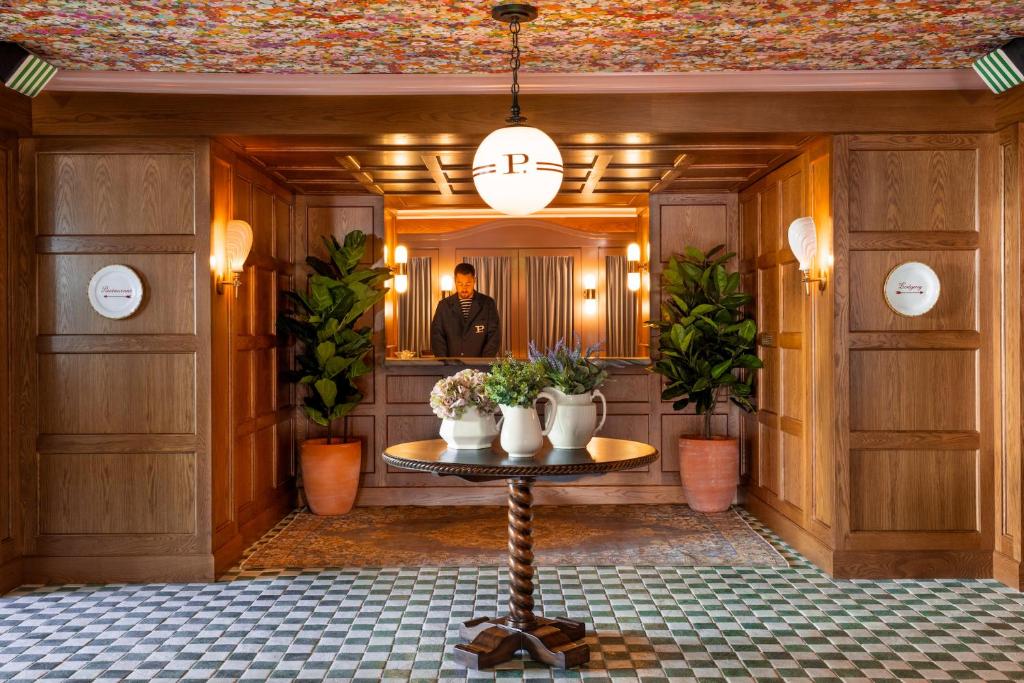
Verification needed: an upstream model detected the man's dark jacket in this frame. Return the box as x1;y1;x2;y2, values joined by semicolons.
430;291;501;358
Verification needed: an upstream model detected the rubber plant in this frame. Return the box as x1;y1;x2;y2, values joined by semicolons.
648;244;762;438
279;230;390;444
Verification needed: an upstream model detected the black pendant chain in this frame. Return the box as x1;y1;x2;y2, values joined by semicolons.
507;16;525;125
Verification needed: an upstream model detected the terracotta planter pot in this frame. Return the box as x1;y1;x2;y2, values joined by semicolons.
300;438;362;515
678;435;739;513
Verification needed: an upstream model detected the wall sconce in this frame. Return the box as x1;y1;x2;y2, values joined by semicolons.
583;273;598;316
216;219;253;298
787;217;827;294
394;244;409;294
440;274;454;299
626;242;647;292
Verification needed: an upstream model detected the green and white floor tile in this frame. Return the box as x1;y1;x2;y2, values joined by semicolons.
1;510;1023;681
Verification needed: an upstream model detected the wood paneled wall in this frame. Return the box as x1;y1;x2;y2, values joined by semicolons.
210;142;296;574
22;137;213;583
996;122;1024;590
739;143;836;570
831;133;999;578
0;88;30;592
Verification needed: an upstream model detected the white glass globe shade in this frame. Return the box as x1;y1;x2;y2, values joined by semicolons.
473;126;563;216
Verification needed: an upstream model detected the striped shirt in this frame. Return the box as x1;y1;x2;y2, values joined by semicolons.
459;296;473;319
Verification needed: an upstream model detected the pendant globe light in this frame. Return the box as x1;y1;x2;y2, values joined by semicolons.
473;4;563;216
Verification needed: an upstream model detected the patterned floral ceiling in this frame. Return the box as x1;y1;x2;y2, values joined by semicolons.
1;1;1023;74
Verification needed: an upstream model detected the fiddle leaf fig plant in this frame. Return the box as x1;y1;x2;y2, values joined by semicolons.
279;230;390;444
647;244;762;439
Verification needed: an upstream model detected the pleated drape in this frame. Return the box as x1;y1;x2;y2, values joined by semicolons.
526;255;574;349
398;256;432;355
605;255;637;357
461;255;511;354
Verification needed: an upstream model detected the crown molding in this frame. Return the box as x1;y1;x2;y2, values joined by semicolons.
47;69;986;96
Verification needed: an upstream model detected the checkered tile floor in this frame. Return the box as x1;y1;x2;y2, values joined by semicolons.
2;510;1024;681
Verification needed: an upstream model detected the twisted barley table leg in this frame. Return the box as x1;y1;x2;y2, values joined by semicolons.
452;477;589;671
506;477;536;629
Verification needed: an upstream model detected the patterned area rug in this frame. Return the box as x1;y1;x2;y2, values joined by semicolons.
241;505;787;569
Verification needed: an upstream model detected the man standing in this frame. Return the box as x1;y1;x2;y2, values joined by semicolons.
430;262;501;358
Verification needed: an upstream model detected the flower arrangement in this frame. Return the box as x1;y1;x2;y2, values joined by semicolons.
429;369;497;420
528;336;608;395
483;355;548;408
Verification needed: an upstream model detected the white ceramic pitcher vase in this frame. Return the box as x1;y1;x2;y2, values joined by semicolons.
497;398;556;458
538;387;607;449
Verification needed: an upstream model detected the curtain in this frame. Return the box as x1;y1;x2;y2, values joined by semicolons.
398;256;432;355
461;255;512;355
526;256;574;349
605;255;637;357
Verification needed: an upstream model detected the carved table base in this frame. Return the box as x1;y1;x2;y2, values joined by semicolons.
451;478;590;670
453;615;589;669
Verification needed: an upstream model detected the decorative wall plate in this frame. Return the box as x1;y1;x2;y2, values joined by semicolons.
88;265;144;319
883;261;940;317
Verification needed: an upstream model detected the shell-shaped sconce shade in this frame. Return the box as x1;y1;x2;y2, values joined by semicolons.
787;217;817;271
225;219;254;273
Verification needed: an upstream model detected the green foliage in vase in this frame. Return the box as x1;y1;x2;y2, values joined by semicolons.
647;244;762;439
483;355;549;408
528;336;608;395
278;231;390;444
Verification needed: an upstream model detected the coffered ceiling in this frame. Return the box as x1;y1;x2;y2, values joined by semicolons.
3;1;1023;73
225;132;813;204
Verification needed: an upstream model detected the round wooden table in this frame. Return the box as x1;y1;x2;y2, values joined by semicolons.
382;437;659;670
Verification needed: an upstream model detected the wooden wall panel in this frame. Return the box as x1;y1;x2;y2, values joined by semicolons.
659;204;728;257
599;373;651;403
386;375;443;404
849;251;977;331
26;137;212;582
995;122;1024;589
36;153;195;235
0;100;28;591
39;254;196;335
210;141;296;574
742;153;811;525
40;353;195;434
599;414;650;445
38;453;196;535
850;450;978;532
832;133;997;578
849;149;978;232
849;350;977;431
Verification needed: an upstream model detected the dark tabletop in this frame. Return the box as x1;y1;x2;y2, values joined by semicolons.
382;437;659;480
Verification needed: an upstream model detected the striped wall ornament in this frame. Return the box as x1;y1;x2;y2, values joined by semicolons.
0;42;57;98
972;37;1024;94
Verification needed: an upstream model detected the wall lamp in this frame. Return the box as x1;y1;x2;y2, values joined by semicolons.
626;242;648;292
216;219;253;298
787;217;828;295
393;244;409;294
440;274;454;299
583;273;598;316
